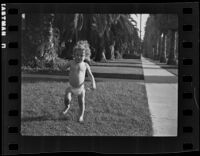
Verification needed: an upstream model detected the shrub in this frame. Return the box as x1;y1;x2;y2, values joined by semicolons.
53;57;69;71
115;50;122;59
122;53;141;59
34;57;69;71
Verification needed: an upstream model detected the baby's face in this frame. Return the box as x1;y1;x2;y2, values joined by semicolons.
74;49;86;63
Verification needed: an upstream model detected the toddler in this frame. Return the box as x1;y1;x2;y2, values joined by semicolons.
62;41;96;122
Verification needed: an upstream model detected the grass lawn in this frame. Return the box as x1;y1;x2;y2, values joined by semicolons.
22;58;144;81
21;80;153;136
145;59;178;76
22;59;143;75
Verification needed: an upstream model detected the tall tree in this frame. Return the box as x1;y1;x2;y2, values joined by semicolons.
166;15;178;65
22;13;140;65
22;13;55;66
143;14;178;64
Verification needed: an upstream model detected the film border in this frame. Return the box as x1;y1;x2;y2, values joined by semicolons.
2;3;199;154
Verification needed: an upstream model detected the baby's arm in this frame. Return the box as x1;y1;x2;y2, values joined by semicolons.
85;63;96;90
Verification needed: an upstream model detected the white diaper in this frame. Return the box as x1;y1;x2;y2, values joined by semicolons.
69;84;85;95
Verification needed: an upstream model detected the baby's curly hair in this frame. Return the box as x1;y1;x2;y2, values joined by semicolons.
73;40;91;61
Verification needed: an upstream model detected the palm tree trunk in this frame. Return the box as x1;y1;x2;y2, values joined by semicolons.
167;29;176;65
95;37;104;61
156;34;162;60
174;31;178;64
110;42;115;60
75;29;78;43
155;40;159;60
160;33;167;63
152;46;156;59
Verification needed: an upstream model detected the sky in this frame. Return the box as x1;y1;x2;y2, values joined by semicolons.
131;14;149;40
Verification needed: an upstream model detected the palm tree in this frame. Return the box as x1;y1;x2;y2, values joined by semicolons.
22;13;56;66
154;14;169;63
89;14;138;61
53;14;139;61
111;14;139;56
166;15;178;65
143;14;178;64
154;14;178;64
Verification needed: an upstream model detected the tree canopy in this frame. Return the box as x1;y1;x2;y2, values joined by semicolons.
22;13;140;66
142;14;178;64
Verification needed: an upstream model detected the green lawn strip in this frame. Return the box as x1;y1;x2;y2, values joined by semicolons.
22;59;144;80
155;63;177;76
144;58;178;76
91;66;142;75
159;66;177;76
22;59;143;75
92;59;142;66
21;81;153;136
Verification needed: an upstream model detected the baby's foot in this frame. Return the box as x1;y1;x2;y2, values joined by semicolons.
63;105;70;115
78;117;84;123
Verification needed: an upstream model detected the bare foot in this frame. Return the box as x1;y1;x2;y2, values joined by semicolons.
63;105;70;115
78;117;84;123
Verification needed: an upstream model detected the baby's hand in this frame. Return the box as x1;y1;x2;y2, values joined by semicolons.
86;87;91;91
86;85;96;91
92;84;96;90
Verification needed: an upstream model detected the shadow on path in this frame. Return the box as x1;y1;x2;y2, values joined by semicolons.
144;58;178;76
92;64;141;68
144;76;177;83
22;74;177;84
97;61;142;65
22;73;144;83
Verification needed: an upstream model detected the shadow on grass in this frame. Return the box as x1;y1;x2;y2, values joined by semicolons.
143;58;178;75
142;65;177;69
92;64;142;68
156;63;177;68
21;115;70;122
22;76;109;83
106;61;142;65
93;73;144;79
22;74;177;84
141;66;178;76
93;64;177;71
22;72;144;81
145;76;178;83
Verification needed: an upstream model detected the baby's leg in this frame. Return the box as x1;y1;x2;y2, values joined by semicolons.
63;87;72;115
78;89;85;122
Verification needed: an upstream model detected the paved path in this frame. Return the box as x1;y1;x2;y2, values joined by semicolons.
141;56;178;136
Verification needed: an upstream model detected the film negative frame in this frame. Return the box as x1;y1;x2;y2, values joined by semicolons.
2;3;199;154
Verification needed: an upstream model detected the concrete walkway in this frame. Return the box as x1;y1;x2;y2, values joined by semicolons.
141;56;178;136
